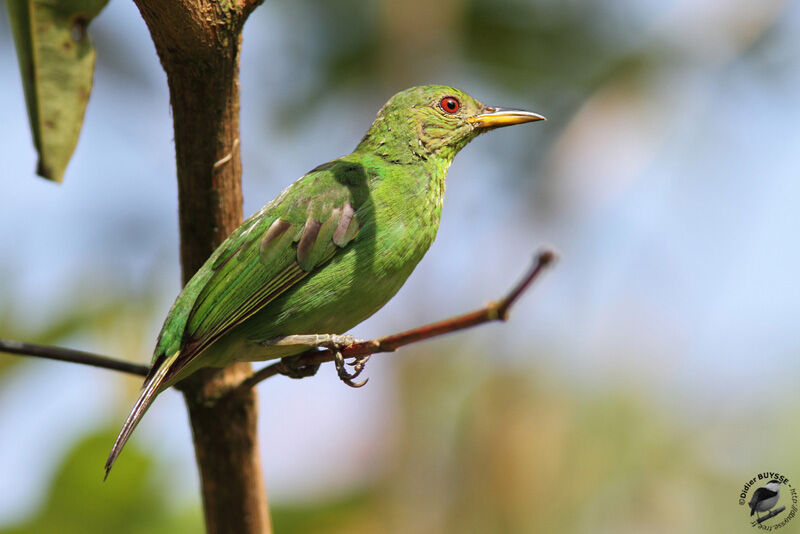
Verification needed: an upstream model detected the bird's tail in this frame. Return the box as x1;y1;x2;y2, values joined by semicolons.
104;350;180;480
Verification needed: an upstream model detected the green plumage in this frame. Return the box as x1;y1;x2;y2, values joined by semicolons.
106;85;544;476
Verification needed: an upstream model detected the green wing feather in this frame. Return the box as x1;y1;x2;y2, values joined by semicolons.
154;159;365;379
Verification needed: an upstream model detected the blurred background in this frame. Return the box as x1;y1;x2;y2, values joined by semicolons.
1;0;799;531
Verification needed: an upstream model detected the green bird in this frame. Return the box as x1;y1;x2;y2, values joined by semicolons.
105;85;544;477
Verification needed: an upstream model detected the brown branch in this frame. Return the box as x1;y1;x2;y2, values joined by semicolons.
0;339;149;376
238;249;557;391
756;506;785;524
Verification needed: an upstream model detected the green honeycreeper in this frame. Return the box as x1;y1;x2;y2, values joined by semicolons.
105;85;544;476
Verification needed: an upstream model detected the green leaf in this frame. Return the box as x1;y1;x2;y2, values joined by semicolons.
6;0;108;182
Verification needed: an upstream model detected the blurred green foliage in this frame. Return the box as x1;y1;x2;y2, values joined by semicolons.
0;430;202;534
276;350;799;533
279;0;650;100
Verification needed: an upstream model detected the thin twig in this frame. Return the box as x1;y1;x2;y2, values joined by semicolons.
0;339;149;376
237;248;557;391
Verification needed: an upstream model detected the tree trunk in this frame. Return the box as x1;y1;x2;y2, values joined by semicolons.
130;1;269;532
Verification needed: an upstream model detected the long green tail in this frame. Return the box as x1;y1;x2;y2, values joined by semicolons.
104;351;180;480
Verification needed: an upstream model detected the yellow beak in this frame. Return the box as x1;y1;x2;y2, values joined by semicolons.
468;106;546;129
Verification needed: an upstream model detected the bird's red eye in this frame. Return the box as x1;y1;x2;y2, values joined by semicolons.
440;96;460;114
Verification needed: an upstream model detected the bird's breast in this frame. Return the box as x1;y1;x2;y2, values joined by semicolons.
369;166;445;271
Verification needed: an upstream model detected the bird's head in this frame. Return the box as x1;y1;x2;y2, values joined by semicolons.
357;85;545;164
766;480;782;489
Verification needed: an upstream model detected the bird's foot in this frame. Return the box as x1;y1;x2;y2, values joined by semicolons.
263;334;368;386
277;354;321;379
304;335;372;388
334;350;371;388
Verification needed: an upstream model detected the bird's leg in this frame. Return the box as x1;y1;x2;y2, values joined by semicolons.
263;334;362;350
262;335;354;380
262;334;369;387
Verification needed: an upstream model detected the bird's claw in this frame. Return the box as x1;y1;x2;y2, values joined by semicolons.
334;351;371;388
268;334;369;386
278;354;321;379
311;335;370;388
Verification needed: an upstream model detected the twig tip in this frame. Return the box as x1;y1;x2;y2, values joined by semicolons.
536;247;559;267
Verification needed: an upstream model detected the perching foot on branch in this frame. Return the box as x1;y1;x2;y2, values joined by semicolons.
263;334;368;385
334;351;371;388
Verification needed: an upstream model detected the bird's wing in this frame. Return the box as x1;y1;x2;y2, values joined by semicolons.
167;161;365;378
749;487;779;514
752;487;779;502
